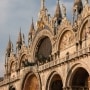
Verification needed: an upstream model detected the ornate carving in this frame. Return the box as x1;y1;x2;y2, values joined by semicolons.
58;18;72;31
72;2;90;31
81;21;90;40
60;31;74;50
11;61;16;73
36;19;45;30
82;6;90;18
20;55;28;68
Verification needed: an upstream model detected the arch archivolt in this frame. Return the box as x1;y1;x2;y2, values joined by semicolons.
21;71;42;90
18;54;28;69
8;54;16;71
79;15;90;41
45;70;64;90
57;28;75;51
10;61;16;73
31;30;53;61
65;61;90;87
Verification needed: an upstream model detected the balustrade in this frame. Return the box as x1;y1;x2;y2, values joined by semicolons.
38;46;90;71
0;47;90;86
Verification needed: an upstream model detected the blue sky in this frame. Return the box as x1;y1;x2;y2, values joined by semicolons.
0;0;76;76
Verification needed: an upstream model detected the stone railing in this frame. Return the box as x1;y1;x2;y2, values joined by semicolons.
38;46;90;72
0;75;20;86
0;65;38;85
0;47;90;86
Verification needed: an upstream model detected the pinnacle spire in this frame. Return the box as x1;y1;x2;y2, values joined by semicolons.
16;28;22;50
73;0;83;14
41;0;45;10
54;0;62;19
31;18;34;31
7;36;11;51
17;28;22;44
29;18;35;35
6;36;12;57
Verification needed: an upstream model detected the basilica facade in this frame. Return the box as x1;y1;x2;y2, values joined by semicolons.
0;0;90;90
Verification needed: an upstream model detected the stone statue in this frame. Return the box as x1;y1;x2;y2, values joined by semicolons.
62;4;66;17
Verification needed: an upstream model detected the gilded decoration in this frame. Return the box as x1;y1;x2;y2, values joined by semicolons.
60;31;74;50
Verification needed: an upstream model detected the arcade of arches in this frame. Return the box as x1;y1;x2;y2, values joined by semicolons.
22;67;90;90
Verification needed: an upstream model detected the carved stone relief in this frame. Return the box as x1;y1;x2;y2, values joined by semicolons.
82;21;90;40
60;31;74;50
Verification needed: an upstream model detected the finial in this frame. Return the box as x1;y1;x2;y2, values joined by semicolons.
41;0;45;10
